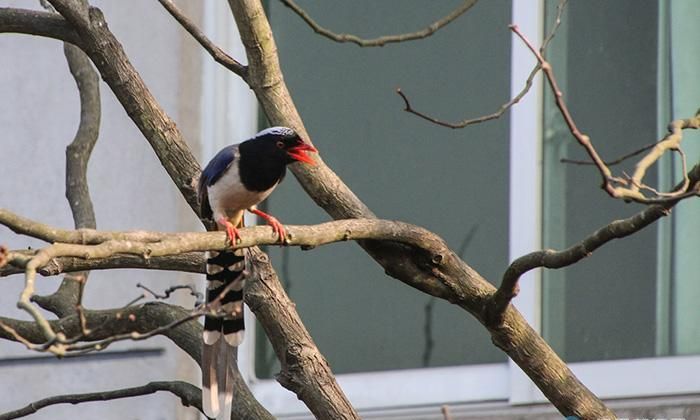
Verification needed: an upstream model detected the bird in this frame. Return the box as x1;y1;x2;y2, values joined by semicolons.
197;126;317;419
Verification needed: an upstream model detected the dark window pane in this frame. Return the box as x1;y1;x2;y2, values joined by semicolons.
542;0;659;362
257;0;512;376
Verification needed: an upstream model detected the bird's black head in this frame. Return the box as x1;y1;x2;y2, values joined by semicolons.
242;126;317;166
237;126;317;192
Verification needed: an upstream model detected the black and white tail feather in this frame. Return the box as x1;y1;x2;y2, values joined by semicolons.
202;247;249;420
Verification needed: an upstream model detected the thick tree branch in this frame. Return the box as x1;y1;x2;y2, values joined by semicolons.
156;0;246;77
227;2;614;418
1;251;204;278
47;0;202;212
246;247;358;419
63;42;99;231
0;210;450;254
0;381;202;420
4;2;346;417
33;39;100;323
280;0;478;47
0;7;81;46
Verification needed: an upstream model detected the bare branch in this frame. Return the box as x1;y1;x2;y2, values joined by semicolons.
137;283;203;303
63;42;99;230
0;211;452;260
0;7;81;46
32;35;101;324
490;163;700;320
561;140;659;167
280;0;478;47
246;248;359;419
394;0;569;129
1;251;204;278
0;302;274;419
0;381;202;420
47;0;203;213
511;24;700;203
156;0;247;77
230;1;614;417
396;64;539;129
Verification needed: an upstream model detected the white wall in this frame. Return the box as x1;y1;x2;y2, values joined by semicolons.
0;1;205;419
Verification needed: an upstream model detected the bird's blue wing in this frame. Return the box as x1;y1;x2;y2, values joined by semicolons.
201;145;237;187
198;145;237;219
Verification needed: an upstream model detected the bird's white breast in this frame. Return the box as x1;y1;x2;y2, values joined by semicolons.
206;156;277;221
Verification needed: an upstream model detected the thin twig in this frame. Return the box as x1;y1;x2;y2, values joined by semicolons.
540;0;568;53
280;0;478;47
137;283;204;303
396;65;538;129
395;0;569;129
157;0;246;77
561;140;659;166
0;380;203;420
511;23;700;203
510;24;614;185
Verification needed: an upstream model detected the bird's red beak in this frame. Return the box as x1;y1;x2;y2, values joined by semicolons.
287;142;318;165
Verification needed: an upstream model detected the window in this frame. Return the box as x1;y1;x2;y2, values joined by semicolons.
200;0;700;416
519;0;700;402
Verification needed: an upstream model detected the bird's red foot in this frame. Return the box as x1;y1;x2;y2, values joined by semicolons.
217;217;241;245
250;208;287;243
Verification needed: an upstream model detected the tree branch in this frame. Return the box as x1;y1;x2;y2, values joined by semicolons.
394;0;569;129
228;1;614;417
1;251;204;278
396;63;539;129
280;0;478;47
33;37;100;323
246;247;359;419
490;163;700;321
511;23;700;204
0;381;202;420
47;0;202;213
0;301;274;420
156;0;247;77
0;7;81;46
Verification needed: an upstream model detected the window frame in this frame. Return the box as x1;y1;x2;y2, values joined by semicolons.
200;0;700;416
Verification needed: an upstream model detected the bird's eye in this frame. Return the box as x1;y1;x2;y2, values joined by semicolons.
276;141;285;149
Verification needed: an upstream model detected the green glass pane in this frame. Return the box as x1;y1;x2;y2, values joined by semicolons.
256;0;512;377
542;0;660;362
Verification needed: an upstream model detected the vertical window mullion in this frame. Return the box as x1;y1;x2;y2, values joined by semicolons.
508;0;545;404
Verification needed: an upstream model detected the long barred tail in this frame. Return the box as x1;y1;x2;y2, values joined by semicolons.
202;248;247;420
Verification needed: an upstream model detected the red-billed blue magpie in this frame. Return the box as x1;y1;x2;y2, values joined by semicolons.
198;126;316;419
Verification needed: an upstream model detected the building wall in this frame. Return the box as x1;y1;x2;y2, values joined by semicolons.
0;1;204;419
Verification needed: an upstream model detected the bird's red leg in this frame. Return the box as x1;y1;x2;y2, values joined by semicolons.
217;217;241;245
249;208;287;243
